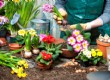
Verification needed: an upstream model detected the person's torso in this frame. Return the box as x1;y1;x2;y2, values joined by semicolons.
65;0;105;24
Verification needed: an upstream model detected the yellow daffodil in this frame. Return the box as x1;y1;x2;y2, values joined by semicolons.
18;29;26;36
11;70;15;74
24;63;28;69
97;51;103;56
12;68;19;73
18;60;26;65
18;67;24;73
22;72;27;78
17;72;22;78
95;49;101;52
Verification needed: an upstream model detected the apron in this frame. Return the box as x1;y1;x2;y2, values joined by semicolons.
61;0;110;44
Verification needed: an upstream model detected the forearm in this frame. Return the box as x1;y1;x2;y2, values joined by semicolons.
87;0;110;29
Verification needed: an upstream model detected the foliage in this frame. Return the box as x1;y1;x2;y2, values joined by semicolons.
76;48;106;65
36;51;52;65
0;49;28;78
4;0;40;32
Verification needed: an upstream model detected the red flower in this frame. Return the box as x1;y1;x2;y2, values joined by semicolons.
41;51;52;61
42;35;55;44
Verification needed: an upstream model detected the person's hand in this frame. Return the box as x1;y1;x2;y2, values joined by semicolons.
53;8;68;25
69;23;87;30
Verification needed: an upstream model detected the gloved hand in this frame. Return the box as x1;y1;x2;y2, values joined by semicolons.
69;23;92;30
53;8;68;25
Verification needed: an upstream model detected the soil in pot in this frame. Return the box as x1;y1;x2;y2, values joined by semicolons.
96;39;110;59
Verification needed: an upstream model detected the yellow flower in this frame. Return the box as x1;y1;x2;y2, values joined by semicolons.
18;29;26;36
18;60;26;65
18;67;24;73
22;72;27;78
28;29;36;36
24;63;28;69
97;51;103;56
12;0;20;3
11;70;15;74
17;73;22;78
95;49;101;52
91;52;96;57
12;68;19;73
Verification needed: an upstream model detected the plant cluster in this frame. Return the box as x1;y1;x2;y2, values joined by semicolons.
76;48;106;65
64;24;91;52
36;51;52;65
0;49;28;78
38;34;62;60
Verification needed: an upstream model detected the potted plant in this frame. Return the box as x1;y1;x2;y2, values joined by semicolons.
76;48;106;67
36;51;53;70
61;24;91;58
38;34;62;60
31;35;40;54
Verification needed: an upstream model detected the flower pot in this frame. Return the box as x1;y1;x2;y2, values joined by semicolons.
37;60;53;70
61;49;78;59
0;38;7;46
96;39;110;59
8;43;22;50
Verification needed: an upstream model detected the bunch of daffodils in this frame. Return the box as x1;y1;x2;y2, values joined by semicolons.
76;48;106;65
0;49;28;78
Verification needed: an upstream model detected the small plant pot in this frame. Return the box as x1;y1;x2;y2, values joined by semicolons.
37;60;53;70
54;38;65;45
96;39;110;59
8;43;22;50
61;49;78;59
0;38;7;46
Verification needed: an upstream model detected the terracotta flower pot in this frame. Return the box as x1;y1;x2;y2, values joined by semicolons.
96;39;110;59
54;38;65;45
37;60;53;70
0;38;7;46
61;49;78;59
8;43;22;50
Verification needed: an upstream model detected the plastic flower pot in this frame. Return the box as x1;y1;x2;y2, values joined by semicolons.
96;39;110;59
8;43;22;50
37;60;53;70
61;49;78;59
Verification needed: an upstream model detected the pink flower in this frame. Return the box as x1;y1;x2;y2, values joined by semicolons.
0;1;4;8
39;34;47;41
73;43;82;52
42;4;53;13
72;29;80;37
76;34;84;43
82;40;89;49
67;36;76;45
0;16;9;25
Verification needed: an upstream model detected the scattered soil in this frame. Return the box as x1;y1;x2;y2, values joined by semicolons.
0;60;108;80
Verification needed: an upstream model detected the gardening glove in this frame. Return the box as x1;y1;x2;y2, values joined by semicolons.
53;8;68;25
69;23;92;30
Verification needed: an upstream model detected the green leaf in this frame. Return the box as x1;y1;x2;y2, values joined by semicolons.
56;44;62;50
40;58;50;65
93;59;98;65
83;33;91;40
36;54;42;61
65;30;71;37
76;24;83;31
67;44;73;51
52;54;59;60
